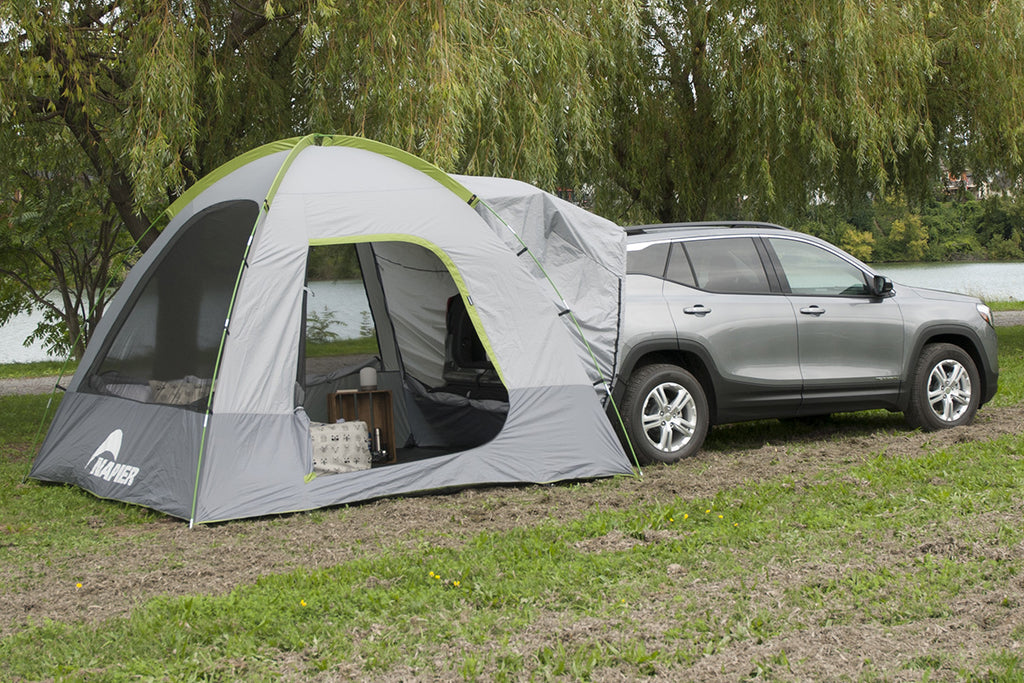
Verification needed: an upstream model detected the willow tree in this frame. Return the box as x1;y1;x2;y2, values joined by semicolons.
602;0;1024;224
0;0;639;357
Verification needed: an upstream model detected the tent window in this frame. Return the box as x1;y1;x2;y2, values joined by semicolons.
83;200;258;409
302;244;378;379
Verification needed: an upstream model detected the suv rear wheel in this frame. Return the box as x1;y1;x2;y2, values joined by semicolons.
905;343;981;431
621;364;709;464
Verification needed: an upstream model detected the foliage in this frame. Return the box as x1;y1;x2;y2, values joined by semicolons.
2;0;640;218
293;1;640;188
3;0;1023;358
305;307;341;345
797;196;1024;263
1;0;639;354
306;244;361;282
600;0;1024;225
0;129;136;359
838;228;875;263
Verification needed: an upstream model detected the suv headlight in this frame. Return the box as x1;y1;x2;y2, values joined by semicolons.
977;303;994;327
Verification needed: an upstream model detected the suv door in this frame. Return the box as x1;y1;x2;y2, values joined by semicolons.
667;237;801;419
765;236;905;413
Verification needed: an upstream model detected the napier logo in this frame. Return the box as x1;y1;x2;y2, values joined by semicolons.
85;429;140;486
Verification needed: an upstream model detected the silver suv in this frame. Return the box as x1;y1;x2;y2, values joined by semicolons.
616;222;999;464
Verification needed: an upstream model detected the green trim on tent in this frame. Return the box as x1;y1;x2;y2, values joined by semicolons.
308;234;507;388
163;135;476;224
317;136;476;205
163;138;300;223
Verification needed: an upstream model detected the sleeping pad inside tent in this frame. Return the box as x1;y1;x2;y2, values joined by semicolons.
29;135;633;524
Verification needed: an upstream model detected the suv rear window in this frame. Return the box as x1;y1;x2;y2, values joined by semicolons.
626;242;669;278
685;238;771;294
665;242;697;287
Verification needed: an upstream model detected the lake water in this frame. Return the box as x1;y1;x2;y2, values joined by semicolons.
2;263;1022;364
872;261;1024;301
0;280;370;365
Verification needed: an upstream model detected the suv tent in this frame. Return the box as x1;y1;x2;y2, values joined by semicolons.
30;135;632;524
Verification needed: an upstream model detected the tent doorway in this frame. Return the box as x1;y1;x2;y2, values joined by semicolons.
300;241;509;469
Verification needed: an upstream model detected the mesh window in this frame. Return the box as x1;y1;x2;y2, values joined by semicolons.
85;200;259;409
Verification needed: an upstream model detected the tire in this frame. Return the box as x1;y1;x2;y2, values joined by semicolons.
905;343;981;431
621;364;709;464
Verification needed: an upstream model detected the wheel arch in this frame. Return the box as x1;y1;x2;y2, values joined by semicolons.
904;326;995;409
613;341;722;423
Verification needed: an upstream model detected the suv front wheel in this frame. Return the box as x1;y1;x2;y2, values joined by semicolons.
621;364;709;464
905;343;981;431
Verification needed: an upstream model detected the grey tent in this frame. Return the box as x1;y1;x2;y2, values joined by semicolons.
30;135;633;524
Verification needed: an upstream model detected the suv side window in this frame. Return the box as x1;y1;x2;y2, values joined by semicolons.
769;238;870;296
685;237;771;294
665;242;697;287
626;242;669;278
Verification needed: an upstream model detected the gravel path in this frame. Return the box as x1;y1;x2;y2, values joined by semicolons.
996;309;1024;327
2;315;1020;397
0;375;65;397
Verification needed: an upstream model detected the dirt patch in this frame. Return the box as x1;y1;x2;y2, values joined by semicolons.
3;402;1023;679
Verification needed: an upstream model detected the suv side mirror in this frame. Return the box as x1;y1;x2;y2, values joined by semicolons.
871;275;894;297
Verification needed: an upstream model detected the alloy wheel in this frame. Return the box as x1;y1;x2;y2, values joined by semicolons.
926;359;973;423
640;381;698;454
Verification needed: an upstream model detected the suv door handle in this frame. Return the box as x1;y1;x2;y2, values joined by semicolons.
683;305;711;316
800;305;826;316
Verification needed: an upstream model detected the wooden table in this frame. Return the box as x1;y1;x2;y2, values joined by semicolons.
327;389;396;463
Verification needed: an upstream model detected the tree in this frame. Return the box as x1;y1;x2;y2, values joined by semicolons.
1;1;639;357
0;129;134;359
600;0;1024;225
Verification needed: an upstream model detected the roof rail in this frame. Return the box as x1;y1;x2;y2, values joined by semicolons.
624;221;790;235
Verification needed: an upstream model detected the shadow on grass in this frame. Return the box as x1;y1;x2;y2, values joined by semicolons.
702;410;908;454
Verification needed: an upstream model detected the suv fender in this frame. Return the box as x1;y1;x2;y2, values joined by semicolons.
613;339;723;421
902;323;998;409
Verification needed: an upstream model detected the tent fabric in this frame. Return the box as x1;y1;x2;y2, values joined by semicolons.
30;135;632;524
455;176;626;390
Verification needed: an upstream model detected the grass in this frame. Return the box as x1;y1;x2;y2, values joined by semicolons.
994;326;1024;406
0;325;1022;679
987;299;1024;312
0;359;78;380
306;335;378;358
2;431;1023;680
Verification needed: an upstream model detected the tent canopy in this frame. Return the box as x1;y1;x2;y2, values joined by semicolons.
30;135;632;524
